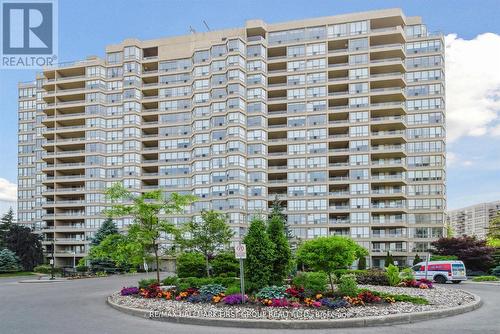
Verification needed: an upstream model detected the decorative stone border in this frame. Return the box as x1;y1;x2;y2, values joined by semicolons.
106;292;482;329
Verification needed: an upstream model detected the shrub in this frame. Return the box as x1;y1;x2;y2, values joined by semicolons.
0;249;21;273
333;269;367;277
384;252;394;267
338;274;358;297
472;275;499;282
161;276;179;286
76;265;88;273
256;286;287;299
186;294;213;303
386;264;401;286
292;271;328;296
491;265;500;276
138;278;157;289
211;252;239;277
355;269;389;286
400;267;415;281
430;254;458;261
358;288;429;305
33;264;61;274
177;252;206;278
199;284;226;296
225;285;242;295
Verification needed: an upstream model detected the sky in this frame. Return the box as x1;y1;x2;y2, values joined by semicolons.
0;0;500;214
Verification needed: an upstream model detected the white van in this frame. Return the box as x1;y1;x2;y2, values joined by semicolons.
411;260;467;284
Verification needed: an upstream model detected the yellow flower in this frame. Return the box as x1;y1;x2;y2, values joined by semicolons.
315;294;323;299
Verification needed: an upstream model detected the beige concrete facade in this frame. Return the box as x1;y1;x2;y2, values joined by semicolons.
447;201;500;239
17;8;445;268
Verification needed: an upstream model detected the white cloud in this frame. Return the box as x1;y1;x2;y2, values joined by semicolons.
446;151;473;168
0;178;17;203
445;33;500;142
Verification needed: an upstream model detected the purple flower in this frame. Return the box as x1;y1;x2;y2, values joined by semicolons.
121;286;140;296
222;294;248;305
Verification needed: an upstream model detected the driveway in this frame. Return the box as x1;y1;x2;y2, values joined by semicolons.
0;274;498;334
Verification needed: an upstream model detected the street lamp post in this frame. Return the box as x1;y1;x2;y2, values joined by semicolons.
50;236;56;280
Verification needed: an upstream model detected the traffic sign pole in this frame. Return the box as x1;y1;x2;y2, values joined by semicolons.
239;258;245;304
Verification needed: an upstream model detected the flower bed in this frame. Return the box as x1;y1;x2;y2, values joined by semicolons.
110;282;475;321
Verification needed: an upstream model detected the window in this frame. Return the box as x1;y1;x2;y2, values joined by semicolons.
306;43;326;56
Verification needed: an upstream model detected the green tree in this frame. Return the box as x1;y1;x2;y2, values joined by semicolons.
0;248;21;273
105;183;195;283
211;251;239;277
384;252;394;267
0;208;14;248
413;254;423;265
487;214;500;241
178;210;233;277
267;206;292;285
91;217;118;246
3;225;43;271
88;233;146;270
243;217;275;291
270;196;293;239
357;256;367;270
296;236;368;289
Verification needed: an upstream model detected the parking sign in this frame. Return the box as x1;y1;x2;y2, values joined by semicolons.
235;244;246;259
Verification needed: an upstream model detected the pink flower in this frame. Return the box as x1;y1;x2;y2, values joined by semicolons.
312;301;322;308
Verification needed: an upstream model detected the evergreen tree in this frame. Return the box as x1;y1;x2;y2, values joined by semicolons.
384;251;394;267
243;217;275;291
267;209;292;285
4;225;43;271
91;218;118;246
0;208;14;248
0;248;21;273
413;254;423;265
270;196;293;240
358;256;367;270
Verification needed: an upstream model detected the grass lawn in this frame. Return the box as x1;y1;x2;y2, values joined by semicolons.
0;271;35;278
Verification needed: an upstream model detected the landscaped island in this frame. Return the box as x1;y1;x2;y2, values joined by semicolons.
108;270;477;324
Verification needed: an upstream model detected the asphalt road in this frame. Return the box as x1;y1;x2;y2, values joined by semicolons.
0;274;499;334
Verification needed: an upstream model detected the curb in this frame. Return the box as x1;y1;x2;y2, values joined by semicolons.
106;292;482;329
18;279;67;283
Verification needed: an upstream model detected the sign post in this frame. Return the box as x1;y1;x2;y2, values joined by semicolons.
234;244;247;304
425;253;430;279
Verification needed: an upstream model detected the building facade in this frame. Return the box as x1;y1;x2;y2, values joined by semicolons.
17;8;446;268
447;201;500;239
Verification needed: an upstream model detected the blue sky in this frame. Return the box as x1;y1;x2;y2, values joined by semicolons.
1;0;500;213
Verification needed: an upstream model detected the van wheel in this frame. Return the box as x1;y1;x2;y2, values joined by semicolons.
452;280;461;284
434;275;447;284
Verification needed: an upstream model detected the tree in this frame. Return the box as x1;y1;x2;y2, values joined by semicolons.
243;217;275;291
296;236;368;289
357;256;367;270
88;233;146;271
3;225;43;271
267;206;291;285
384;252;394;267
413;254;423;265
91;217;118;246
0;248;21;273
211;251;239;277
179;210;233;277
431;236;495;272
269;196;293;240
487;214;500;241
0;208;14;248
105;183;195;283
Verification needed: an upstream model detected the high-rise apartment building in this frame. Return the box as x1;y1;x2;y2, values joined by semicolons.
17;8;446;268
447;201;500;239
